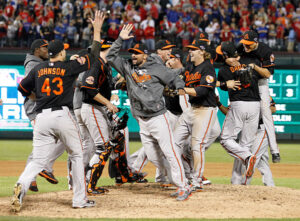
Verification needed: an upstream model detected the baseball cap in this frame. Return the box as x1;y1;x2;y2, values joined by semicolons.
101;38;114;50
170;48;184;63
30;39;48;54
155;40;176;50
198;32;209;42
186;39;208;51
48;40;69;58
240;30;258;45
128;43;148;54
216;41;238;57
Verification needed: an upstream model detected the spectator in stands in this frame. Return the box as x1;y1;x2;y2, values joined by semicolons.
67;20;77;47
293;17;300;52
268;24;277;49
27;22;40;48
287;22;296;52
6;19;17;47
141;15;154;30
257;22;268;44
231;23;242;44
81;22;92;48
144;22;155;50
134;23;144;43
108;22;119;40
40;20;53;41
220;23;232;42
276;19;285;51
54;21;66;41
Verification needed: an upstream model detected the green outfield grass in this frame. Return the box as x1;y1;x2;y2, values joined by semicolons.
0;140;299;164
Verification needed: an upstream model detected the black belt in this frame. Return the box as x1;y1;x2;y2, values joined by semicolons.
139;116;151;120
36;106;63;114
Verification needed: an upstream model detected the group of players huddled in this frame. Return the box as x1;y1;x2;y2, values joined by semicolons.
13;10;281;212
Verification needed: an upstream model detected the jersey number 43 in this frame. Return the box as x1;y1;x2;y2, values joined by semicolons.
41;77;64;96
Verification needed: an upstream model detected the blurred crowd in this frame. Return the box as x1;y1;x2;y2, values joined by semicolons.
0;0;300;52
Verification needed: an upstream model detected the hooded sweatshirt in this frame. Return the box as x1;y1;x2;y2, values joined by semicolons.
107;37;185;118
23;53;44;121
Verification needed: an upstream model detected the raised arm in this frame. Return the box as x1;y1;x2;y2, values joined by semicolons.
107;24;134;76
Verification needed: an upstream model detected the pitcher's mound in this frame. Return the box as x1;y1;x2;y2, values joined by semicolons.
1;183;300;219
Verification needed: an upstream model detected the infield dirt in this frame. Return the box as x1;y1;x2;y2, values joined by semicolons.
1;161;300;219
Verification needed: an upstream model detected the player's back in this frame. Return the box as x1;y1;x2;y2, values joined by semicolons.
33;60;80;112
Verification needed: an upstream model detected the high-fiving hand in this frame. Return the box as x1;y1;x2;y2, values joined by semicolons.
119;24;134;40
89;10;106;32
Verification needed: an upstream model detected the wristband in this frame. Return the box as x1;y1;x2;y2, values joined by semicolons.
220;81;228;90
217;101;222;107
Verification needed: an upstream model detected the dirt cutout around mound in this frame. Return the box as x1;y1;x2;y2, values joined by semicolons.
1;183;300;219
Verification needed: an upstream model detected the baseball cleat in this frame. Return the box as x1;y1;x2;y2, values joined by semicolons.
39;170;58;184
87;187;107;195
202;176;211;185
170;188;180;197
73;200;96;209
115;177;123;186
246;155;256;178
191;184;203;192
29;181;39;192
11;183;23;213
176;189;192;201
272;153;281;163
136;178;148;183
160;183;174;188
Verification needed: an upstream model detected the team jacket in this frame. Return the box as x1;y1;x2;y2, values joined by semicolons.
18;41;101;112
184;59;217;107
237;42;275;75
23;54;45;121
81;57;113;106
218;56;260;102
107;37;185;118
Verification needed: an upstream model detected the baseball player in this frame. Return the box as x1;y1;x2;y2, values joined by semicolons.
172;39;218;191
218;97;275;186
217;41;260;179
12;11;105;212
239;30;280;163
23;39;61;192
107;24;191;201
80;38;120;195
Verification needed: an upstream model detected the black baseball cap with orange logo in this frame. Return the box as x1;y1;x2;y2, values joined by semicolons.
216;41;238;58
101;38;114;50
198;32;209;42
30;39;48;54
48;39;69;58
170;48;184;63
128;43;148;54
186;39;208;51
240;30;258;45
155;40;176;50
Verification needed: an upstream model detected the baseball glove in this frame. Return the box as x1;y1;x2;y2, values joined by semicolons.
163;86;178;97
235;66;253;85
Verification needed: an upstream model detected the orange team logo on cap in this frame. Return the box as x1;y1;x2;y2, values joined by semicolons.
192;40;196;44
244;34;249;40
200;33;205;38
134;44;140;49
165;40;171;44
